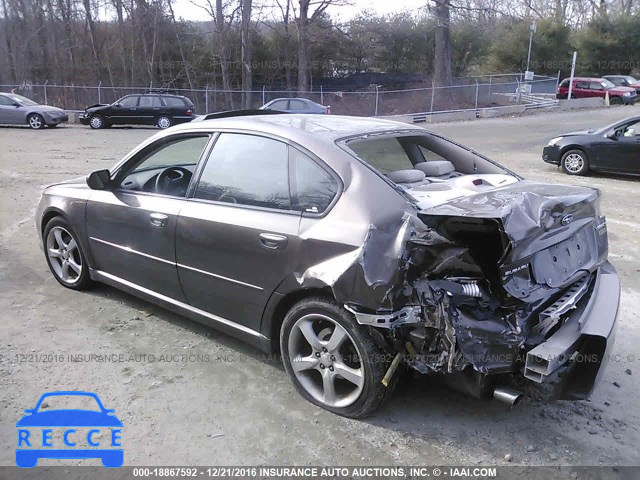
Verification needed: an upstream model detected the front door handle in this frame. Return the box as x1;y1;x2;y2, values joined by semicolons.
149;212;168;227
259;233;287;249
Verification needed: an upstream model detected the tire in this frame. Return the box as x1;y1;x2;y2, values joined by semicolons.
156;115;172;129
43;217;93;290
27;113;45;129
561;149;589;176
610;96;623;105
280;297;394;418
89;114;104;129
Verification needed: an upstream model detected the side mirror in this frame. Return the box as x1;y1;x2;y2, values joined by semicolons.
24;409;34;414
606;130;619;140
13;103;21;108
87;169;111;190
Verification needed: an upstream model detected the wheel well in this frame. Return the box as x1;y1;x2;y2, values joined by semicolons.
268;287;335;353
41;210;65;235
560;145;588;159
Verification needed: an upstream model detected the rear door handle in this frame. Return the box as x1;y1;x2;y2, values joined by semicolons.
259;233;287;250
149;212;168;227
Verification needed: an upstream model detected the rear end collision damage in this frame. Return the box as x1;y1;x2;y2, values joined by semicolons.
298;181;619;407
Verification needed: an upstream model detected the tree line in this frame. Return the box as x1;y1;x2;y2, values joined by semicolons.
1;0;639;108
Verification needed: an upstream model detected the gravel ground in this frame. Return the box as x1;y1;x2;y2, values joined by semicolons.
1;106;639;469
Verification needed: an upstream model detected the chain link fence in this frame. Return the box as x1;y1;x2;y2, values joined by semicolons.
0;74;559;117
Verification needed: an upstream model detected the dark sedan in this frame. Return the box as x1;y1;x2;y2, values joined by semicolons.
543;115;640;175
79;93;194;129
36;114;618;417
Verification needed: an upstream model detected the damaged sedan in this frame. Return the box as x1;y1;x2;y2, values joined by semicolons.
35;114;619;418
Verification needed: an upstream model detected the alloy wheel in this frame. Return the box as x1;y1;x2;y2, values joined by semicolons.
46;226;82;284
288;313;365;408
564;153;584;174
157;116;171;129
29;115;43;129
90;116;103;129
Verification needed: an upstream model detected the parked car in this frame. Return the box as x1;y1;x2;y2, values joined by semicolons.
260;97;330;114
556;77;637;104
79;93;194;129
603;75;640;94
36;114;619;418
0;92;68;129
543;115;640;176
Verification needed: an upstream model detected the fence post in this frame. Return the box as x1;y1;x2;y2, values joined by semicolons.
556;69;561;92
205;85;209;113
474;79;479;111
44;79;48;105
430;86;435;112
488;75;492;95
262;85;266;106
320;86;323;105
375;85;379;117
98;81;102;104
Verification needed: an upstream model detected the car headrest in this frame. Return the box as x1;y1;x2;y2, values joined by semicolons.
387;169;426;184
415;160;455;177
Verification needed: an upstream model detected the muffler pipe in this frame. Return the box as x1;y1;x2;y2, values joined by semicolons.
493;386;523;406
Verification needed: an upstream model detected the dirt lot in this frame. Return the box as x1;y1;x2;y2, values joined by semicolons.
1;107;639;469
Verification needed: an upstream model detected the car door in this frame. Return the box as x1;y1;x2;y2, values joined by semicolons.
137;95;160;125
86;133;212;300
289;99;310;114
175;133;301;333
590;120;640;173
265;99;290;112
573;81;589;98
108;95;140;125
0;94;24;124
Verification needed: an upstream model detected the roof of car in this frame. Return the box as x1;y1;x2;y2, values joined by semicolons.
563;77;607;82
171;114;423;142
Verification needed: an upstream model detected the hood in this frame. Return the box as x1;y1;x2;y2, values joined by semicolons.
85;103;109;111
31;104;65;113
558;129;593;137
608;86;636;94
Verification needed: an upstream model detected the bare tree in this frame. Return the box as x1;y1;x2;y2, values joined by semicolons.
432;0;452;88
240;0;253;107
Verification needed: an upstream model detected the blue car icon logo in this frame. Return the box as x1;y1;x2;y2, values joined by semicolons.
16;391;123;468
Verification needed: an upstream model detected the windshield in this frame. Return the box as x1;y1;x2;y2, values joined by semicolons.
6;93;39;106
36;394;102;412
601;79;616;89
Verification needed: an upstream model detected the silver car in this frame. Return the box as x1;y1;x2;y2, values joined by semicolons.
36;114;619;418
0;92;68;129
260;97;330;114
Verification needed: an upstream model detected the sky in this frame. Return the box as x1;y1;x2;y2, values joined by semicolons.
172;0;429;22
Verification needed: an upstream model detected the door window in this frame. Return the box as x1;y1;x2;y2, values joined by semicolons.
0;95;14;106
289;100;309;111
589;82;604;91
118;96;139;107
268;100;289;110
139;96;162;107
290;148;338;214
117;135;210;196
194;133;291;210
575;81;589;90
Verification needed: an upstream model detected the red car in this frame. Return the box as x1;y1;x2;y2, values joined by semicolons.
556;77;637;104
603;75;640;95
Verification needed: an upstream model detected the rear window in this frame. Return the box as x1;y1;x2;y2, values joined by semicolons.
348;137;413;174
163;97;187;107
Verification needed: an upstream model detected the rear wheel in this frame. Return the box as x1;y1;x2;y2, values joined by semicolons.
156;115;172;129
89;114;104;129
280;297;394;418
561;149;589;176
43;217;93;290
27;113;44;129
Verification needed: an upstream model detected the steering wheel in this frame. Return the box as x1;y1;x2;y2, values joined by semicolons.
155;167;192;196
